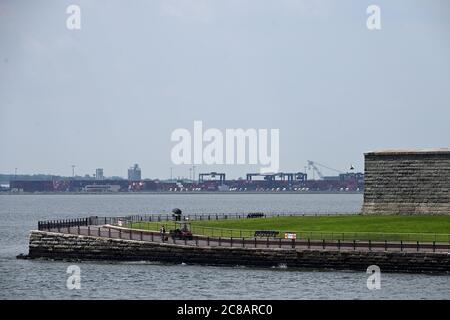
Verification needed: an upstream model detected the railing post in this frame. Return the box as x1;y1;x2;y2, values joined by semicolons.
279;238;282;248
292;239;295;248
385;240;387;251
68;226;71;234
207;237;210;246
119;229;121;239
230;237;233;247
322;239;325;249
195;237;198;246
400;240;403;252
151;232;154;242
368;240;371;251
108;228;111;238
307;238;310;249
140;231;143;241
242;237;245;248
87;226;90;236
433;241;436;252
353;240;356;250
266;237;269;248
338;239;340;250
417;241;419;252
254;238;257;248
98;227;101;237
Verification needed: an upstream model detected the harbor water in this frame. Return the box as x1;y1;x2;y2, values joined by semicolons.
0;193;449;299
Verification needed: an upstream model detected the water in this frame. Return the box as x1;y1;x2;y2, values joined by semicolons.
1;193;449;299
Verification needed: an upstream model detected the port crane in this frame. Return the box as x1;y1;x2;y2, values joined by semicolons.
307;160;343;180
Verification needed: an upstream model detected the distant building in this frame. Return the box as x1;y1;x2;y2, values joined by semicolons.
128;164;141;181
95;168;104;180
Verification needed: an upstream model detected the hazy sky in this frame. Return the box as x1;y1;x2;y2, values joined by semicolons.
1;0;449;179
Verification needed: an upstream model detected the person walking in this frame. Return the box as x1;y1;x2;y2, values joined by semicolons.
159;225;166;242
160;225;166;241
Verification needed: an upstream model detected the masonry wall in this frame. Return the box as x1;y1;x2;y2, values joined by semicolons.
27;231;450;274
362;150;450;215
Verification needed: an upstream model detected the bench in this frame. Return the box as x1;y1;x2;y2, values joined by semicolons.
254;230;279;238
247;212;265;218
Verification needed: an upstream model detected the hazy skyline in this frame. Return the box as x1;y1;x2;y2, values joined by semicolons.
1;0;449;179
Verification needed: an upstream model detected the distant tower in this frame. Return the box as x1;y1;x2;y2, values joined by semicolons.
128;164;141;181
95;168;104;180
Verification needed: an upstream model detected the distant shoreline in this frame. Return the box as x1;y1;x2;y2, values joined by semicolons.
0;191;363;195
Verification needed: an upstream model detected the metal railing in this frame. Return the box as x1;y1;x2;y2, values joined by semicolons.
122;220;450;244
37;214;450;244
41;225;450;253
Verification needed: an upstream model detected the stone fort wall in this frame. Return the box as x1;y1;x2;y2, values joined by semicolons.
362;149;450;215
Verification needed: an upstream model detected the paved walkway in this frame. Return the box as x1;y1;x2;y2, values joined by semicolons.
41;225;450;254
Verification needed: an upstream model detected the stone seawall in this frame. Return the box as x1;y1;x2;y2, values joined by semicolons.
363;149;450;215
27;231;450;274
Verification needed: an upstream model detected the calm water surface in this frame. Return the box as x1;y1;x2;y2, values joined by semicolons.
0;193;449;299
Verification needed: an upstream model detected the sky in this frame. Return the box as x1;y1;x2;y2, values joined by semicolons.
1;0;449;179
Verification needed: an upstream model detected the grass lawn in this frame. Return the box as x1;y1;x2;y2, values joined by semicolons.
127;215;450;242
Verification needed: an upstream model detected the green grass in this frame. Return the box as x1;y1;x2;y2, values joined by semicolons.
126;215;450;243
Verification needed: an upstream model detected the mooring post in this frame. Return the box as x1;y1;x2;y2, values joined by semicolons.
279;238;282;248
400;240;403;251
119;229;121;239
338;239;340;250
242;237;245;248
151;232;154;242
322;239;325;249
417;241;419;252
254;238;257;248
77;225;80;235
433;241;436;252
195;237;198;246
369;240;371;251
266;237;269;248
98;227;101;237
307;238;310;249
230;237;233;247
292;239;295;249
385;240;387;251
207;237;210;246
108;228;111;238
87;226;90;236
353;240;356;250
140;231;143;241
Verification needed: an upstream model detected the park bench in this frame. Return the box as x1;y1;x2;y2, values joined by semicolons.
247;212;265;218
254;230;279;238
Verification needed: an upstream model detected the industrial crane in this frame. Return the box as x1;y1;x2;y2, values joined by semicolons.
307;160;343;180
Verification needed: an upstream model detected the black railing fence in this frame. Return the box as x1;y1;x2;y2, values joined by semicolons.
37;212;354;230
38;224;450;253
36;213;450;253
